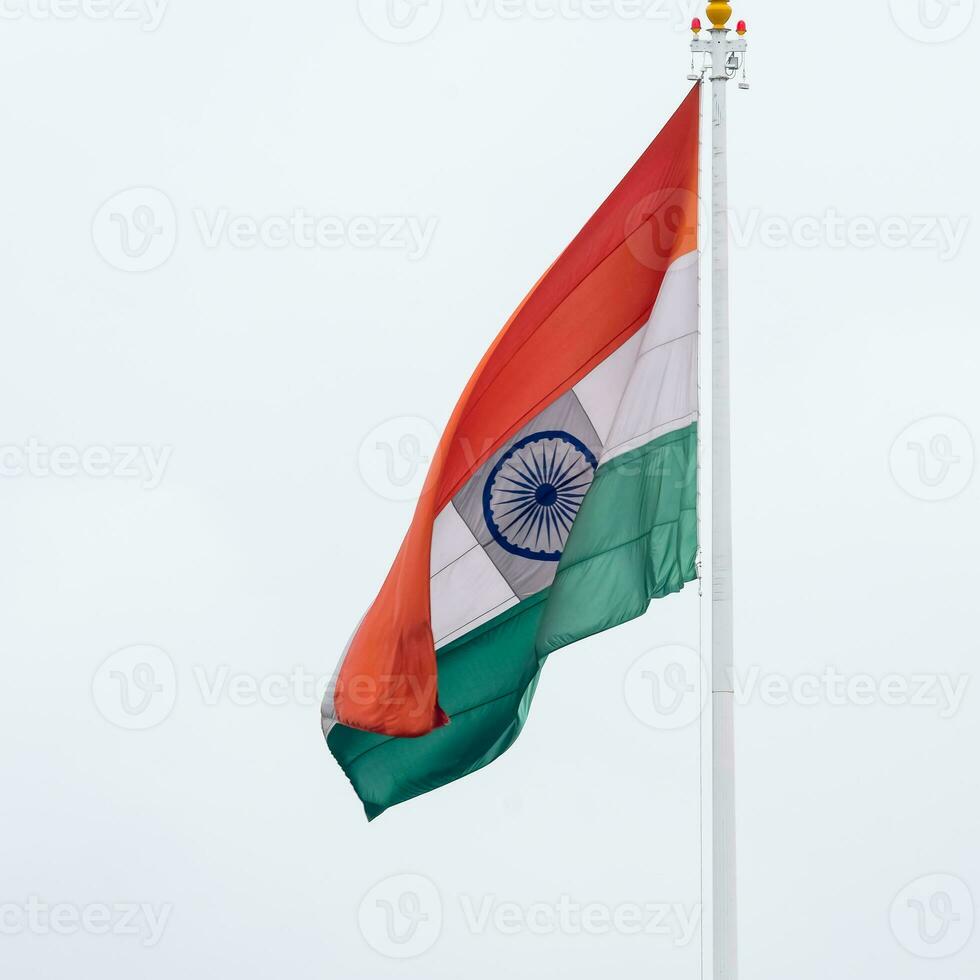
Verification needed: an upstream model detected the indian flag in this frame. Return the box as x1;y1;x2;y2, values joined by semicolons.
322;86;701;819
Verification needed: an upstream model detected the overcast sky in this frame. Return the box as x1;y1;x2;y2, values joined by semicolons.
1;1;977;977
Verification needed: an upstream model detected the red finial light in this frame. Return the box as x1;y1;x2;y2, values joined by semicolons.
691;17;702;34
736;19;747;35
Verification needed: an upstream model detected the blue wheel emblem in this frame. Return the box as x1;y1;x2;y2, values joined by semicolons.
483;430;598;562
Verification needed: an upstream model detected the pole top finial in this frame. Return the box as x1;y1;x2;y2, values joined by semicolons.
706;1;733;29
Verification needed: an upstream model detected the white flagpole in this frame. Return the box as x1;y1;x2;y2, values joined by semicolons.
691;5;747;978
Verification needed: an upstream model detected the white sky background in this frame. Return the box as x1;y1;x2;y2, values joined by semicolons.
1;0;978;977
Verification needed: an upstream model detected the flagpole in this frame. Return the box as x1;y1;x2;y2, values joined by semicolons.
691;5;747;978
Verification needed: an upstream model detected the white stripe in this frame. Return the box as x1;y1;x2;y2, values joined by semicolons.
428;502;519;647
431;544;517;647
641;248;699;351
596;251;699;464
430;502;478;575
599;333;698;464
572;330;643;444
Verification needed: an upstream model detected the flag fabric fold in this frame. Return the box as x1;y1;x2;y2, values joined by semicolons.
322;85;701;819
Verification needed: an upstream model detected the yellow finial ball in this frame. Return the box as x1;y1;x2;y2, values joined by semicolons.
706;1;733;29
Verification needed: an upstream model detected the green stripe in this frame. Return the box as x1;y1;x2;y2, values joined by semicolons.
327;591;548;821
537;422;697;656
327;422;698;819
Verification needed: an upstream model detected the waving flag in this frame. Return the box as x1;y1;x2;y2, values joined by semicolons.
322;86;701;819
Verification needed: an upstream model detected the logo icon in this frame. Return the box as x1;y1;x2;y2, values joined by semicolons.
483;430;597;561
92;645;177;730
889;0;975;43
889;416;974;501
357;873;442;958
357;0;443;43
624;644;709;731
624;187;701;272
890;874;975;958
358;416;438;502
92;187;177;272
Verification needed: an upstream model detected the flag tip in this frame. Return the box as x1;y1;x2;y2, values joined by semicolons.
706;2;733;30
